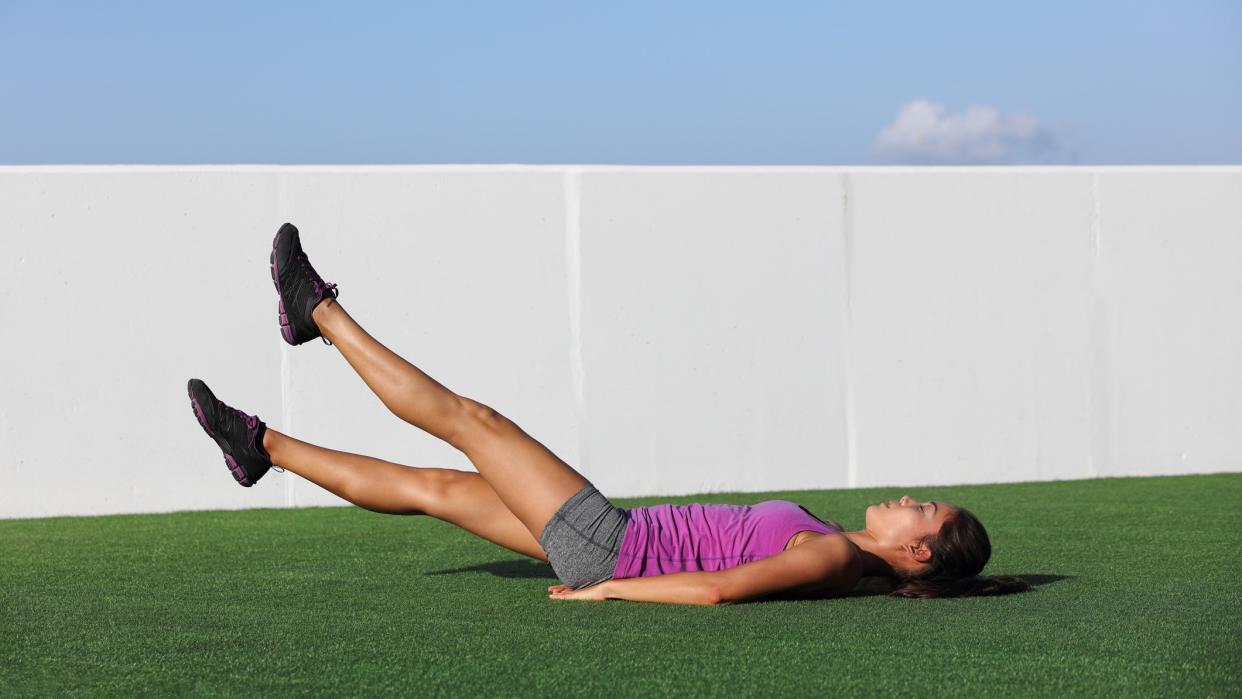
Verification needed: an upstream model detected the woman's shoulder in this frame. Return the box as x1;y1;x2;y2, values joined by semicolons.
763;530;862;599
808;533;863;593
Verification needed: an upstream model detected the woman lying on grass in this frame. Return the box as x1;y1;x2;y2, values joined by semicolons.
187;223;1029;605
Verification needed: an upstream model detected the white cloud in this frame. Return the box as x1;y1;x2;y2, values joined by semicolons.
873;99;1057;164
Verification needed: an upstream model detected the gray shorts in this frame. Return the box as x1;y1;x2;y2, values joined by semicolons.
538;484;629;589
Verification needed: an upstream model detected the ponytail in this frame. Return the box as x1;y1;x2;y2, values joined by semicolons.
888;506;1030;599
890;574;1030;598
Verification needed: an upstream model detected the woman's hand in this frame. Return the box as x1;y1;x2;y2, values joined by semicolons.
547;582;610;601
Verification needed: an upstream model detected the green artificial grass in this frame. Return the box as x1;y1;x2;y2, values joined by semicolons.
2;473;1239;696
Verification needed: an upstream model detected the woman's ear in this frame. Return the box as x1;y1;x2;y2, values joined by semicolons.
906;539;933;564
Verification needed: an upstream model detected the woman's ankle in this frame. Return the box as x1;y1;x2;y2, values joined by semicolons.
261;426;284;461
311;296;339;326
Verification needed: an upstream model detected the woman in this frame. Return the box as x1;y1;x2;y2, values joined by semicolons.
188;223;1028;605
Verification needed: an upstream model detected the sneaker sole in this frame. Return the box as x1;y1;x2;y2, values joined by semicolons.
186;380;254;487
270;227;296;345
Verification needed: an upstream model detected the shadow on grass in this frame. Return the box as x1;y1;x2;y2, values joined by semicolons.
424;561;1071;597
836;572;1072;598
760;573;1072;602
425;559;556;580
1011;573;1071;588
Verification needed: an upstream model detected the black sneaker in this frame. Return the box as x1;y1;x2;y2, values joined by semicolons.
270;222;339;346
187;378;274;487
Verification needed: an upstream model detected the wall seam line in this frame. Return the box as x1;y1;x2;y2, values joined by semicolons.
564;168;587;475
841;173;858;489
277;172;295;508
1087;171;1104;480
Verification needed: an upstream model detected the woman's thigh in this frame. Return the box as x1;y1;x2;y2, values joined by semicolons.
420;468;549;562
452;401;591;544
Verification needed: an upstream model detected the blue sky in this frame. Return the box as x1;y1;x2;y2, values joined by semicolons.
1;0;1239;164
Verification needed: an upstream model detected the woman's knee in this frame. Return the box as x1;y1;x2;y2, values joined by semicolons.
416;468;472;518
448;397;510;450
458;397;499;421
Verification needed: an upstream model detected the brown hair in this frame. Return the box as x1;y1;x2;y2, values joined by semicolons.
888;506;1030;598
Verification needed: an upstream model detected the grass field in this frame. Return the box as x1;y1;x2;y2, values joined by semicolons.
2;473;1239;696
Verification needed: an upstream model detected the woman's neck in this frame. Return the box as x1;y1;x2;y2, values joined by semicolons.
840;530;897;578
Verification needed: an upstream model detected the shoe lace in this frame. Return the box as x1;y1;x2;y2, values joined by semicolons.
295;251;339;346
220;400;258;431
295;252;338;297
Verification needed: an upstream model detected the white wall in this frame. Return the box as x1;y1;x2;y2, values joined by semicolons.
1;166;1239;519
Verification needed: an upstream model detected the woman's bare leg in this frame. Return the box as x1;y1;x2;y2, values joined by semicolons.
261;427;548;562
310;297;591;543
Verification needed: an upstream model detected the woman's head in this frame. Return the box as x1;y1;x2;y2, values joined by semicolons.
864;495;1030;598
864;495;953;568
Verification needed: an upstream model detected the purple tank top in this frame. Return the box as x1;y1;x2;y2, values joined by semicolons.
611;500;840;579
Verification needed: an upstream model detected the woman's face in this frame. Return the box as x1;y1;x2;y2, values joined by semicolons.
865;495;954;567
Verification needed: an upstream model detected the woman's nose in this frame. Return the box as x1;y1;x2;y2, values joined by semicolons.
899;495;913;505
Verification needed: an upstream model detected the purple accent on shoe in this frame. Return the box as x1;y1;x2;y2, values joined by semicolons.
272;230;292;345
224;453;252;487
251;422;268;456
190;397;213;437
278;298;293;343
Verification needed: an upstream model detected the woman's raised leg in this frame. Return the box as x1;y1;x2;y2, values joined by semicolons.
261;427;548;561
309;297;590;544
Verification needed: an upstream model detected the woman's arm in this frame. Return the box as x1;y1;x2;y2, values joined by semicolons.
602;571;726;605
714;533;861;603
547;573;723;605
549;534;860;605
